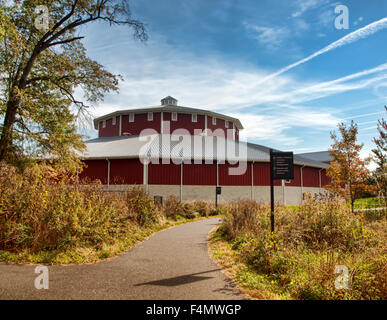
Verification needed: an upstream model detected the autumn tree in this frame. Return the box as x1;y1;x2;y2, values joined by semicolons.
0;0;147;172
327;121;375;213
372;106;387;206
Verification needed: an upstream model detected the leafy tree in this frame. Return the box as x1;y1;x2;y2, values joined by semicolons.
371;106;387;206
0;0;147;172
327;121;375;213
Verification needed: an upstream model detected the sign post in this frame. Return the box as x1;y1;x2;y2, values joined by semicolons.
216;186;222;208
269;150;294;232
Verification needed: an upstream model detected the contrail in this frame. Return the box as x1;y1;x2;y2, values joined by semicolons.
260;17;387;83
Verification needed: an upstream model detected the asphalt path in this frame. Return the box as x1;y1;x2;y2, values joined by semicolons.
0;217;245;300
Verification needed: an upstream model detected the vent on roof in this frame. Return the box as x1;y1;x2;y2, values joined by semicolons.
161;96;177;106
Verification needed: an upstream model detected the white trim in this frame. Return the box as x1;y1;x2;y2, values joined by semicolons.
147;112;153;121
216;161;219;186
161;112;163;134
102;120;106;128
172;112;177;121
212;117;216;125
106;159;110;187
143;160;148;192
180;162;183;201
129;113;134;122
251;162;254;200
192;113;197;123
112;117;116;125
225;120;229;128
300;165;305;200
204;115;207;135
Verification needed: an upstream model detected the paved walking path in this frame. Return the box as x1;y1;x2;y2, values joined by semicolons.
0;218;245;300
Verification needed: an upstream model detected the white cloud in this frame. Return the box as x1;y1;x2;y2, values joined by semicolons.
318;9;335;27
83;30;386;147
292;0;328;17
243;23;289;50
234;110;339;146
354;16;364;26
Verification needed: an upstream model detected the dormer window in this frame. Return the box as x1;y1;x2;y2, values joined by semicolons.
212;117;216;125
148;112;153;121
102;120;106;128
112;117;116;125
225;120;229;128
192;113;197;123
129;113;134;122
172;112;177;121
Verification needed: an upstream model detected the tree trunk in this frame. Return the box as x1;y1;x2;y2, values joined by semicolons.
0;96;20;161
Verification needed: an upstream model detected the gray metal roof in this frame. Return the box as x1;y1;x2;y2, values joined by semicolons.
93;104;244;130
80;135;328;168
296;151;332;163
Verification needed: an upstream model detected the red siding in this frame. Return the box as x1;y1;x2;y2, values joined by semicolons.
302;167;320;188
183;163;217;185
98;116;120;137
253;162;281;186
148;162;180;185
120;113;161;136
219;162;251;186
98;112;238;140
207;116;227;138
80;159;324;188
284;165;301;187
79;160;108;184
321;169;330;187
110;159;143;184
170;113;205;135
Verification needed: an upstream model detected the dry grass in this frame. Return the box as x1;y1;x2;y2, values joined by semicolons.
211;194;387;300
0;163;215;264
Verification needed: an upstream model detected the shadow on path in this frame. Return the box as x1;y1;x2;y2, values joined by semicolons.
134;269;221;287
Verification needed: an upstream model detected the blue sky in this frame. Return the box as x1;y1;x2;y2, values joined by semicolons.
79;0;387;159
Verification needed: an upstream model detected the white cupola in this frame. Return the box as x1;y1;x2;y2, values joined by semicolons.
161;96;178;106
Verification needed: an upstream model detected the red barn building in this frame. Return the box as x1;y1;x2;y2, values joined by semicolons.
79;97;329;205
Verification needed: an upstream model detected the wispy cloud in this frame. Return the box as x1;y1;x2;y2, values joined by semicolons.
259;17;387;83
292;0;329;17
234;109;339;146
243;23;289;50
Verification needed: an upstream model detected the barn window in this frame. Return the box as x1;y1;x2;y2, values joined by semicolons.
212;117;216;125
129;113;134;122
112;117;116;125
225;120;229;128
192;113;197;123
102;120;106;128
148;112;153;121
172;112;177;121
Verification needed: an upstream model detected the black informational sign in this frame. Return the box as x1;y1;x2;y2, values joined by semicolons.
269;150;294;233
271;151;294;180
216;187;222;195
